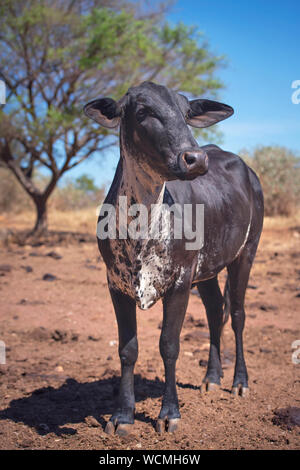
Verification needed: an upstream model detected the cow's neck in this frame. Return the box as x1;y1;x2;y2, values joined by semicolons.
119;147;165;209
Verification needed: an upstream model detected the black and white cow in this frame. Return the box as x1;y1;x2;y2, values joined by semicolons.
84;81;264;435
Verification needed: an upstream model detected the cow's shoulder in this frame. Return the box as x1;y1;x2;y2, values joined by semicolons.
201;144;246;170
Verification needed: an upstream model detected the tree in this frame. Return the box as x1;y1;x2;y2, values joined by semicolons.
0;0;225;235
75;174;97;192
241;146;300;216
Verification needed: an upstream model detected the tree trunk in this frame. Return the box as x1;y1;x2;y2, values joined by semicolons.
32;196;48;235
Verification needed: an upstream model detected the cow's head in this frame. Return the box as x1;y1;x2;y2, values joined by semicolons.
84;82;233;181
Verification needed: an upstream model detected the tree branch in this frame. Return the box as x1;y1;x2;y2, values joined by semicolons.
0;140;41;197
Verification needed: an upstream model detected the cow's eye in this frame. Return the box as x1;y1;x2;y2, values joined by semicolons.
136;108;148;121
136;107;156;122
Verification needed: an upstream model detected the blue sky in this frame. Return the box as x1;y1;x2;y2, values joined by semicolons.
70;0;300;188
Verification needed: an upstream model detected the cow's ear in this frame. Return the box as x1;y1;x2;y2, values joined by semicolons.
84;98;121;128
187;99;234;128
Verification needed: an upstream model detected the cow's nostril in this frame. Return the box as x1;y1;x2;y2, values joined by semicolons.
183;153;196;166
178;150;208;178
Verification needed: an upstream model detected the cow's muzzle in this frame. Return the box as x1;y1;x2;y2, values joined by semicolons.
177;149;208;180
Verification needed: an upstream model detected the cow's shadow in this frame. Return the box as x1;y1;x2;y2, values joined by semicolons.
0;375;201;436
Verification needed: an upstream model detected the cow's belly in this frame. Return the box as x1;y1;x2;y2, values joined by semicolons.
107;239;179;310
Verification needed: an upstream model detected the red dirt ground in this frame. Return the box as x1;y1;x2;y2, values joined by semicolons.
0;225;299;450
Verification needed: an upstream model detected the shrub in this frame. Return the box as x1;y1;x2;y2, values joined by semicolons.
241;146;300;216
49;179;105;212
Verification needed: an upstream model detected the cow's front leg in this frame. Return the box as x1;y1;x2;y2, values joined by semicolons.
105;288;138;436
157;277;190;433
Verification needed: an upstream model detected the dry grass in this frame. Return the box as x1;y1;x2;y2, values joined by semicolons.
1;206;300;240
0;207;98;235
263;208;300;231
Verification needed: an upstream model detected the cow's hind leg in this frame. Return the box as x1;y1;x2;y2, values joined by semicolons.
197;277;225;392
105;289;137;436
157;278;190;433
227;239;259;397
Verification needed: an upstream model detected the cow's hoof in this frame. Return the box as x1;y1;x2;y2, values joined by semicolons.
116;423;133;436
105;420;115;435
156;417;180;434
231;384;249;397
105;420;133;436
200;380;220;393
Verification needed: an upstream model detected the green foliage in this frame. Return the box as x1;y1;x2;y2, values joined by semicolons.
75;174;97;192
0;0;225;160
241;146;300;216
0;0;226;233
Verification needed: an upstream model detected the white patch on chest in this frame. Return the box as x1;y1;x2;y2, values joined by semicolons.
135;244;169;309
107;237;175;310
107;184;179;310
